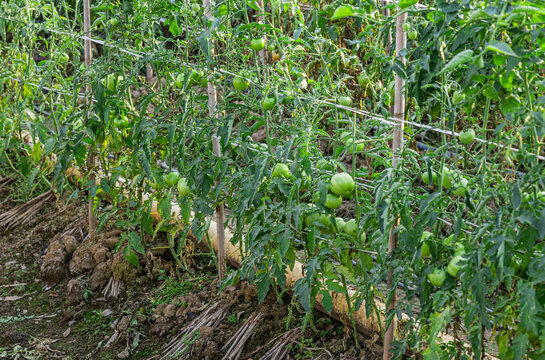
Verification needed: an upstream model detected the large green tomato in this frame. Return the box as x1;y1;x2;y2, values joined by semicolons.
421;231;433;257
447;255;463;277
233;77;249;91
344;219;357;237
453;242;466;256
459;128;475;144
113;116;129;129
338;96;352;107
333;217;345;233
251;38;265;51
440;167;454;189
175;74;184;88
164;172;180;187
421;170;437;185
453;177;469;196
272;163;291;178
428;268;446;287
325;193;342;209
177;178;190;197
330;172;355;197
262;97;276;111
357;72;369;87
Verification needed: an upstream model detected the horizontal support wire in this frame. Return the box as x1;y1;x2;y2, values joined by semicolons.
3;14;541;162
13;76;480;235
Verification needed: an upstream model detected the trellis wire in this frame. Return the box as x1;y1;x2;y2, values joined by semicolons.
3;14;541;162
11;76;487;237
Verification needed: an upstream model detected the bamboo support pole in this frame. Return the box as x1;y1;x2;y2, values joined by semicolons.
212;135;226;279
202;0;225;279
83;0;96;241
383;10;407;360
257;0;267;65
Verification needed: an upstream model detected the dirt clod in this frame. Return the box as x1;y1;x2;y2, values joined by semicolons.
70;242;95;275
62;235;79;255
163;303;177;318
91;244;110;264
89;261;111;291
41;240;68;284
66;278;85;306
111;252;137;282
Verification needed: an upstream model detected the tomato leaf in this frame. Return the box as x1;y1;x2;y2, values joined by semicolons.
500;96;521;115
123;246;139;267
294;279;311;313
482;84;499;100
257;277;270;303
320;290;333;313
485;41;518;57
127;231;145;255
331;5;355;19
326;279;347;294
437;49;474;75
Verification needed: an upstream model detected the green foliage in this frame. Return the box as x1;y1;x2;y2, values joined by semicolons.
0;0;544;358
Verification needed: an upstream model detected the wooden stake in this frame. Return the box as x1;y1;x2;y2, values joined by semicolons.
257;0;267;65
202;0;224;279
83;0;96;241
383;10;407;360
212;135;225;280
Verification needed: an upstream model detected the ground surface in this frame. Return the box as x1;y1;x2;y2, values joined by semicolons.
0;190;381;360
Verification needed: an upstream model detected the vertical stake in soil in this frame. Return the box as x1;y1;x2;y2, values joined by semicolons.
83;0;96;241
382;10;407;360
212;135;226;280
257;0;267;65
202;0;225;279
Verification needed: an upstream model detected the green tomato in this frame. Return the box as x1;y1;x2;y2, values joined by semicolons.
452;90;466;105
459;128;476;144
338;96;352;107
447;255;463;277
421;170;437;185
262;97;276;111
340;131;353;145
175;74;184;88
421;242;430;257
217;4;228;16
233;77;250;91
453;242;466;256
164;172;180;187
347;140;365;154
427;268;446;287
113;116;129;129
421;231;433;257
177;178;190;197
333;217;345;233
325;193;342;209
402;23;411;32
267;43;276;51
408;29;418;40
357;72;369;87
250;38;265;51
272;163;290;178
56;52;69;64
189;70;203;86
149;180;163;191
109;17;120;27
330;172;355;197
453;177;469;196
344;219;357;237
439;167;454;189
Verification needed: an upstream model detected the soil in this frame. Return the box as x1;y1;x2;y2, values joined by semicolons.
0;190;382;359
